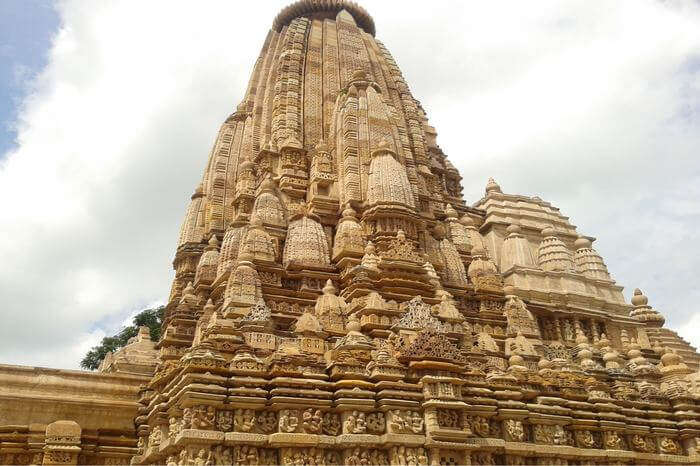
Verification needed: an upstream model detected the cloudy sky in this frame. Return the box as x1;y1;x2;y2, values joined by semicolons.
0;0;699;369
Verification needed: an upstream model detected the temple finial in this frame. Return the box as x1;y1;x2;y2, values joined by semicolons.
485;177;502;194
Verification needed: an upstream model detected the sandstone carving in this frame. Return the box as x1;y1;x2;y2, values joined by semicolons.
1;2;699;466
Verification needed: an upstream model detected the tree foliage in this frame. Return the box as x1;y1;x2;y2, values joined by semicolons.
80;306;164;370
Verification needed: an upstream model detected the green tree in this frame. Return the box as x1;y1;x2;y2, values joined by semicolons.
80;306;164;370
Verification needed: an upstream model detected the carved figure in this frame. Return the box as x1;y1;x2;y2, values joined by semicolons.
235;409;256;432
660;437;679;454
322;413;340;435
604;430;624;450
256;411;277;434
631;434;651;453
366;412;385;434
302;408;323;434
279;410;299;433
215;411;233;432
505;419;526;442
437;409;460;429
471;416;491;437
190;405;215;430
574;430;596;448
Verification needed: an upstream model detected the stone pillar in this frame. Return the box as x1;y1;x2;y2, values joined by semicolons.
590;318;599;340
42;421;81;465
554;316;562;340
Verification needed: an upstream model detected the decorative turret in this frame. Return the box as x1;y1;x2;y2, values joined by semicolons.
629;288;665;326
179;281;198;308
574;325;598;370
503;288;541;338
234;158;257;205
223;252;265;313
659;347;692;380
294;311;324;338
194;235;220;287
313;279;347;333
459;214;489;256
216;223;247;279
444;204;472;253
333;313;374;351
360;241;381;271
238;218;277;263
467;247;502;292
177;184;205;247
332;206;365;261
283;212;331;269
573;236;610;280
250;176;286;228
439;237;468;287
537;227;574;272
500;223;535;272
367;140;414;208
278;135;308;197
626;339;658;376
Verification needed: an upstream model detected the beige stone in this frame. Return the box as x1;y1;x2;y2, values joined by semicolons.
2;1;700;465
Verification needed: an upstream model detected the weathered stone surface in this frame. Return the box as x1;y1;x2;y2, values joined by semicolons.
2;1;700;465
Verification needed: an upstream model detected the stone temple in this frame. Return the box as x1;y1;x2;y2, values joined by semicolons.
2;1;700;465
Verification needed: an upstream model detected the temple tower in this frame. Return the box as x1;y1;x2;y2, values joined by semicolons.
130;2;700;465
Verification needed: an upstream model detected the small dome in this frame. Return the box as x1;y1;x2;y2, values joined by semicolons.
217;226;246;278
468;250;499;279
460;215;475;227
294;312;323;335
224;261;264;307
367;148;414;208
194;236;220;286
346;313;361;333
501;223;535;271
440;238;468;287
315;279;347;317
660;348;682;366
238;222;276;262
333;207;364;259
574;236;592;249
537;229;574;272
258;175;277;193
238;159;256;172
631;288;648;306
446;215;472;254
283;216;331;267
629;288;665;326
251;191;286;227
444;204;459;219
506;223;521;235
433;223;447;239
573;236;610;280
485;177;502;194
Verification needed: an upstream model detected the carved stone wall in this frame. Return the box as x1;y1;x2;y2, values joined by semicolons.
2;2;700;466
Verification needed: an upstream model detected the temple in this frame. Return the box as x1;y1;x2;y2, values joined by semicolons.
2;1;700;465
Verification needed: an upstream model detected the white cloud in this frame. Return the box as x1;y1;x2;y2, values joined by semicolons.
1;0;699;369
